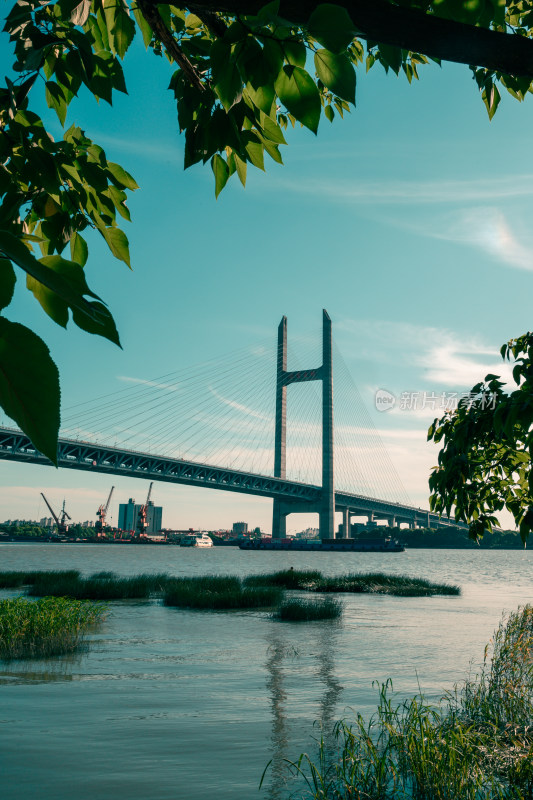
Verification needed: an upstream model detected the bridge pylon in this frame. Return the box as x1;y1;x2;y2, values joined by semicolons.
272;310;335;541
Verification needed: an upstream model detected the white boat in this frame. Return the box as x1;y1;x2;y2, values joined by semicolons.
180;531;213;548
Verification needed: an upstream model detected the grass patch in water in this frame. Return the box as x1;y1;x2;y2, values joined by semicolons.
274;597;343;622
28;572;168;600
279;605;533;799
244;570;323;590
0;596;105;659
163;576;282;609
0;570;80;589
315;572;460;596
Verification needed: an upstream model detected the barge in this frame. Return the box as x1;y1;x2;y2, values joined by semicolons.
239;536;404;552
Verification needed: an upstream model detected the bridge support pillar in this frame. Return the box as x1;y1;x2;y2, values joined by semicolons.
340;508;350;539
272;499;287;539
272;310;335;541
388;517;396;528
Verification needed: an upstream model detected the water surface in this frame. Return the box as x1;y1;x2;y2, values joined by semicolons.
0;545;531;800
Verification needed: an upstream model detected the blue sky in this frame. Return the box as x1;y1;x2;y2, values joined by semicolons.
2;26;532;531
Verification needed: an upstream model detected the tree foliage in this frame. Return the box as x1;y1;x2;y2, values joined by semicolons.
428;334;533;544
3;0;533;466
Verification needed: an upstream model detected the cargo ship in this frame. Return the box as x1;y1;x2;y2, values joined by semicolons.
239;536;404;552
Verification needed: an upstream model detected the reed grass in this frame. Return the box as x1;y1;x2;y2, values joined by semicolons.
315;572;460;597
0;596;105;659
0;570;80;589
278;605;533;799
274;597;343;622
163;577;282;610
28;572;168;600
244;570;323;589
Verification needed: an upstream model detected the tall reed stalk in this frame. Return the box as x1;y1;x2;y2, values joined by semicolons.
276;606;533;799
0;596;106;659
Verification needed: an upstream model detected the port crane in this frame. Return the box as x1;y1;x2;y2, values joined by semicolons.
40;493;71;536
95;486;114;533
136;482;153;537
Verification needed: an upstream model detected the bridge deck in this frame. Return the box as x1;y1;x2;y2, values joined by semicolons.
0;427;462;528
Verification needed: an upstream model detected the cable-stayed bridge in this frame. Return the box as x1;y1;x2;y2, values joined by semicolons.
0;311;461;537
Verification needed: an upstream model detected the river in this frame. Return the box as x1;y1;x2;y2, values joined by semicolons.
0;544;531;800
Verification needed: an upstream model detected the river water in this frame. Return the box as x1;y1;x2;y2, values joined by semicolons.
0;544;531;800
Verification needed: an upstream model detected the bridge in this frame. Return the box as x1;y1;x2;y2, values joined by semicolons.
0;311;462;537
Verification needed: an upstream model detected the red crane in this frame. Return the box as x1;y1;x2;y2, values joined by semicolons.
95;486;114;534
136;482;153;537
41;493;71;536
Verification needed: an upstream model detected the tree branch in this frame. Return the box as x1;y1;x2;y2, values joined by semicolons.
149;0;533;78
137;0;206;90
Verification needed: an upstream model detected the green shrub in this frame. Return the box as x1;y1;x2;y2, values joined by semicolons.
0;596;105;659
274;597;343;622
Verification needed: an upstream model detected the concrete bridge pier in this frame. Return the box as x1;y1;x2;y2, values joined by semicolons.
272;310;335;541
340;507;351;538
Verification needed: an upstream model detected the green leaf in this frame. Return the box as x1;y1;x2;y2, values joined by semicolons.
244;135;264;170
0;259;16;311
72;300;121;347
0;318;59;465
211;41;243;111
259;110;287;144
211;154;229;198
234;152;247;187
106;161;139;190
274;66;321;134
26;255;121;346
70;232;88;267
133;5;153;48
283;40;307;68
324;103;334;122
0;230;99;320
113;3;136;59
307;4;356;54
45;82;67;126
314;50;356;103
245;83;275;115
101;227;131;267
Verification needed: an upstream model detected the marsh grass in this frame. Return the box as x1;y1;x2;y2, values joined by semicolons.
315;573;460;597
28;572;169;600
244;570;323;590
0;570;80;589
0;596;105;659
274;597;343;622
163;576;282;609
280;605;533;799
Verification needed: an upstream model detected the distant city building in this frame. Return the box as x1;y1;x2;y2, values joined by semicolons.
232;521;248;535
40;517;54;527
294;527;319;539
118;498;163;533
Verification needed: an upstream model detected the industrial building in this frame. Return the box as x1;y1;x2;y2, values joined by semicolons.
232;521;248;534
118;498;163;534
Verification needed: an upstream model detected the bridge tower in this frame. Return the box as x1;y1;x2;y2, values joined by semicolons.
272;310;335;541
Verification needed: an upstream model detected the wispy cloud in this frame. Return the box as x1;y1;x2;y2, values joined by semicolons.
275;174;533;205
117;375;180;392
91;133;182;164
425;206;533;272
338;318;512;388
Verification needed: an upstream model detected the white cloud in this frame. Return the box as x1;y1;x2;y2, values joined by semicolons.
338;318;512;388
275;174;533;205
117;376;181;392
